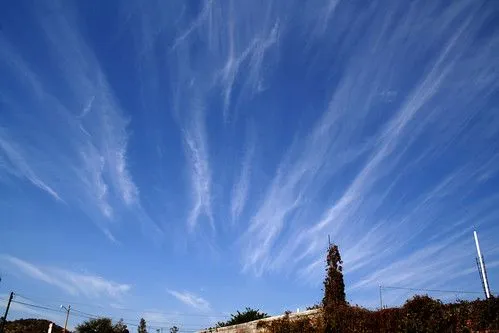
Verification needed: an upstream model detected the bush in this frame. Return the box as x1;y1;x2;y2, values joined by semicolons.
349;296;496;333
215;307;269;328
262;296;499;333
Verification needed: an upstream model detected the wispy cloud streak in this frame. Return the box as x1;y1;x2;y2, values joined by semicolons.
167;0;282;230
167;290;211;311
0;2;161;241
239;0;499;290
231;134;255;223
0;129;63;202
170;0;281;120
183;106;213;230
1;255;131;299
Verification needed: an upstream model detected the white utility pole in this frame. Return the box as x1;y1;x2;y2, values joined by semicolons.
474;230;491;299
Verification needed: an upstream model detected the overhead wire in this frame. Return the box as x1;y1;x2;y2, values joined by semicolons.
380;285;482;294
11;300;63;313
9;296;212;331
68;307;208;330
13;291;220;330
14;292;228;318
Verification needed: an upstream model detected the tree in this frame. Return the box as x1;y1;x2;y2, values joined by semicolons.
322;244;346;306
306;304;321;310
216;307;269;327
76;318;130;333
137;318;147;333
169;326;179;333
113;319;129;333
76;318;114;333
322;244;346;332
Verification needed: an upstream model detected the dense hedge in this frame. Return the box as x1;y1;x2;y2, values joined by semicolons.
257;295;499;333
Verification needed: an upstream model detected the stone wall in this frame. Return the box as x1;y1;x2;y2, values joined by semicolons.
197;309;321;333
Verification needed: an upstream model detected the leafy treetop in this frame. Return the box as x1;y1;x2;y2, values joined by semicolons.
216;307;269;328
137;318;147;333
322;244;346;308
75;318;129;333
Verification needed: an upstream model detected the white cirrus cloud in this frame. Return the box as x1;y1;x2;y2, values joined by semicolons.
1;255;131;299
0;129;63;202
231;132;256;223
238;0;499;289
182;105;213;230
0;2;163;242
167;290;211;311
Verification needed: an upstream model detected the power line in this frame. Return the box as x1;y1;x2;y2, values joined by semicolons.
380;285;482;295
10;299;209;331
68;308;207;330
69;310;206;331
7;290;225;331
69;311;139;328
11;300;62;313
71;308;100;319
14;292;228;318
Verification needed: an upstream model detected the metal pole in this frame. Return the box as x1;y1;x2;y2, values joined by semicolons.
482;254;492;297
379;285;383;310
474;231;491;299
476;257;487;297
0;292;14;333
62;305;70;333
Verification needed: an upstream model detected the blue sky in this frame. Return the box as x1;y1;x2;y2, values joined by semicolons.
1;0;499;331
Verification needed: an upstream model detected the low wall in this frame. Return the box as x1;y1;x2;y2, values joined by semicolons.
198;309;321;333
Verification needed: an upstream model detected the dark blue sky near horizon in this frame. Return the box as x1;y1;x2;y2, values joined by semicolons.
1;0;499;330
